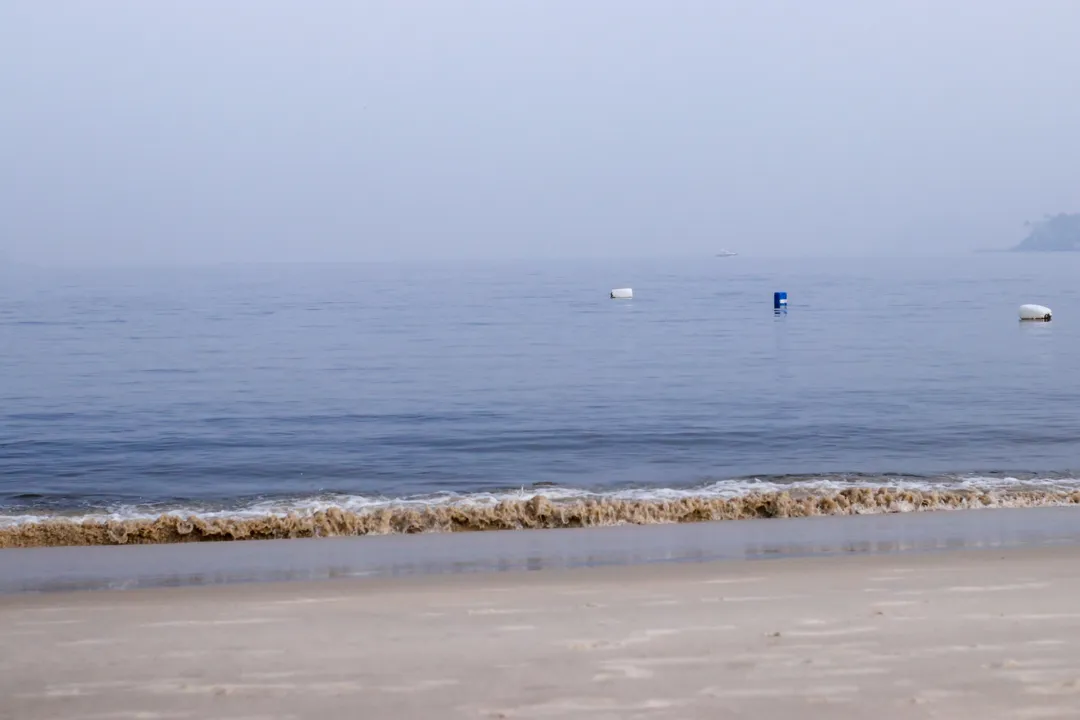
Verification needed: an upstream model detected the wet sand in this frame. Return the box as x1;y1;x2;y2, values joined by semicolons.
4;505;1080;594
4;544;1080;719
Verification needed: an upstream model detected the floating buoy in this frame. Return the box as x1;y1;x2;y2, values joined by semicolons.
1019;304;1052;322
773;291;787;310
610;288;633;299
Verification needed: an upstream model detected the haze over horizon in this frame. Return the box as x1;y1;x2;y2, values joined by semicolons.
2;0;1079;268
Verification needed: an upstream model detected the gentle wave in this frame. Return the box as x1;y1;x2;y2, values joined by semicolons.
3;477;1080;548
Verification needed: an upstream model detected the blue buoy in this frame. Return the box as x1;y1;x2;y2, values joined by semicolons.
773;291;788;310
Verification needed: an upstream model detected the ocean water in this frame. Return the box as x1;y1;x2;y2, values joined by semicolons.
2;254;1079;545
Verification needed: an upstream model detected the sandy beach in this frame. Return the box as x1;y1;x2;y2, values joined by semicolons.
4;543;1080;719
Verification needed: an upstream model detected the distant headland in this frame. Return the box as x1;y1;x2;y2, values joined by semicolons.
1012;212;1080;252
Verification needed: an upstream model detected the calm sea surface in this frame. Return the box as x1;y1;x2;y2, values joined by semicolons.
2;254;1079;521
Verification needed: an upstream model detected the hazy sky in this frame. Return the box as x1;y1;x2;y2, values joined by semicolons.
2;0;1079;266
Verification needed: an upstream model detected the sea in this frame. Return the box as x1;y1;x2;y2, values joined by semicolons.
2;253;1079;547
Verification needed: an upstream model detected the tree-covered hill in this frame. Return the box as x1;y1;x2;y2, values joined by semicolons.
1013;213;1080;251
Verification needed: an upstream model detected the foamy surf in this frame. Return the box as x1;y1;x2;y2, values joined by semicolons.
2;475;1080;548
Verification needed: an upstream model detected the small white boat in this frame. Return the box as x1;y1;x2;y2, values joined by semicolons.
715;249;737;257
1019;304;1052;321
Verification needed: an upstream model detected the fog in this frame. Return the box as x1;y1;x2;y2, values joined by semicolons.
2;0;1079;266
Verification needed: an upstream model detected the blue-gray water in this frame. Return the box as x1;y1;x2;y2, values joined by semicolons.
2;254;1079;527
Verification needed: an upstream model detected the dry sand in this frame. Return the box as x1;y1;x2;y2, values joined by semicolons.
3;545;1080;719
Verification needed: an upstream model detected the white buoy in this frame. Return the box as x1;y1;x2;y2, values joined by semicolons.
1019;304;1052;322
610;288;633;299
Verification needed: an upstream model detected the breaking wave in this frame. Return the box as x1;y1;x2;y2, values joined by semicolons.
3;475;1080;548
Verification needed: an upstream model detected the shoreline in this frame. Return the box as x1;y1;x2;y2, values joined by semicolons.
2;504;1079;595
3;485;1079;550
4;544;1080;718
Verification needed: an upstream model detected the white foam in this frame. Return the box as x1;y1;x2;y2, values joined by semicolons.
2;474;1078;529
